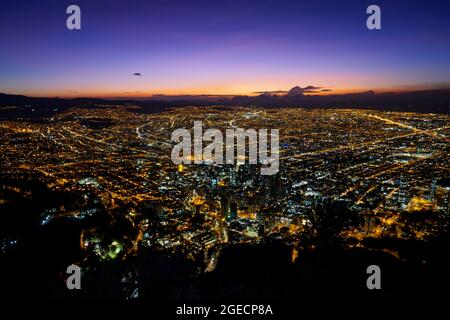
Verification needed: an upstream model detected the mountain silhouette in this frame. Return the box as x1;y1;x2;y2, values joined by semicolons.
1;88;449;116
287;86;304;96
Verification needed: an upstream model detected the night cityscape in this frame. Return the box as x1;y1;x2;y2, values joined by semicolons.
1;104;449;299
1;0;450;315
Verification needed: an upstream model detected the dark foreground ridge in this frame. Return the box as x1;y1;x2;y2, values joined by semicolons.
1;177;449;300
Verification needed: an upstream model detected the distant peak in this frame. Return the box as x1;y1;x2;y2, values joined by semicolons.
287;86;304;96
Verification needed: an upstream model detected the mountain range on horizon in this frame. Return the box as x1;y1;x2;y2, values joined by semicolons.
1;86;450;117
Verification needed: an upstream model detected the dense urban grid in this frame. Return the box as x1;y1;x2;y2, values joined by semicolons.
1;105;449;298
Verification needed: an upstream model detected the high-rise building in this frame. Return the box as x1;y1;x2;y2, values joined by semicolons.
263;174;284;199
221;197;229;217
257;212;266;236
430;179;437;200
443;191;450;216
228;202;238;222
397;178;409;209
230;170;237;186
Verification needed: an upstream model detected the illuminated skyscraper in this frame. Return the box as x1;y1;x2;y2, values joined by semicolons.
430;179;437;200
228;202;238;222
398;178;409;209
221;197;229;217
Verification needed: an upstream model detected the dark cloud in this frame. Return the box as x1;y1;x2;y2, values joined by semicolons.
301;86;331;93
252;90;288;94
253;85;332;96
289;85;330;94
133;73;142;76
302;85;321;91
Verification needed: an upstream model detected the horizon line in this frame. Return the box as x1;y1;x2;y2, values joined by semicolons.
3;84;450;100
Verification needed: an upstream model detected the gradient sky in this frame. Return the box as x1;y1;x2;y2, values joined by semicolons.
1;0;450;97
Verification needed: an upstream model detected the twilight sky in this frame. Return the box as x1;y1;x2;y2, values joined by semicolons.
1;0;450;97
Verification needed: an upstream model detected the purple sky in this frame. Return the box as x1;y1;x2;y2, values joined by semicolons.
1;0;450;97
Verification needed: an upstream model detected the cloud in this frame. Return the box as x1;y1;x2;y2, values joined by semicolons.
289;85;332;95
301;85;328;93
252;90;288;94
123;91;142;94
133;73;142;76
253;85;332;96
302;85;321;90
